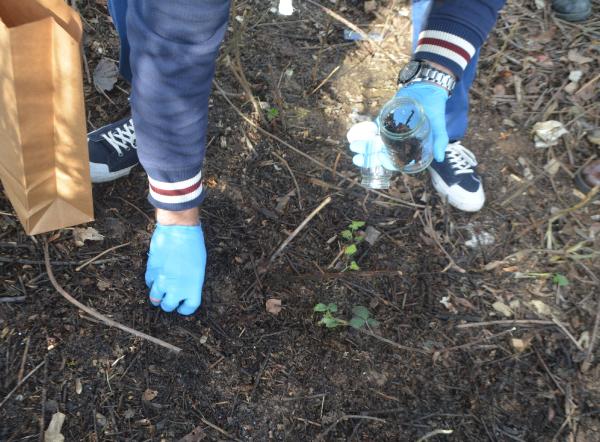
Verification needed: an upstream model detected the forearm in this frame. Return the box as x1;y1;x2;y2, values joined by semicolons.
413;0;506;79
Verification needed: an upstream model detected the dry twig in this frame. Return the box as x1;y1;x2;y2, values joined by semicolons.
268;196;332;265
75;242;131;272
44;242;182;354
0;360;45;409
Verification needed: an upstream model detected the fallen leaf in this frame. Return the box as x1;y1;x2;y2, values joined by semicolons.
484;260;506;271
364;0;377;13
493;83;506;96
44;412;66;442
587;129;600;145
95;412;107;429
454;297;476;311
511;337;531;353
492;301;513;318
544;158;561;176
266;298;282;315
96;279;111;292
530;300;552;317
75;378;82;395
73;227;104;246
567;49;594;64
568;70;583;83
142;389;158;401
93;58;119;92
578;331;590;349
179;425;207;441
364;226;381;245
532;120;568;148
124;408;135;419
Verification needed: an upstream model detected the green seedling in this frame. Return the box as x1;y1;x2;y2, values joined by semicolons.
266;107;279;121
314;303;379;330
552;273;569;287
339;220;366;271
515;272;570;287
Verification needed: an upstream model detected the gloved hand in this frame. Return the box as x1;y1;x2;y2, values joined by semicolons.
145;223;206;315
348;120;399;171
394;82;449;162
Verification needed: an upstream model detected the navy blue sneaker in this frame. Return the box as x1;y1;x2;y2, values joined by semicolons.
428;142;485;212
88;117;138;183
552;0;591;22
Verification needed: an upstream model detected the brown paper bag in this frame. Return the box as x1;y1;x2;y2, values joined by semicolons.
0;0;93;235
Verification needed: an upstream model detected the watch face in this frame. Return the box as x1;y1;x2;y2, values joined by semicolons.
399;60;420;83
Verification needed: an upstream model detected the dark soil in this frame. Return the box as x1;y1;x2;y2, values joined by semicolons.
2;1;600;441
381;117;421;166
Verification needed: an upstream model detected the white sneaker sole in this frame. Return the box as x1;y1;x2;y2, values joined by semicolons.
429;168;485;212
90;163;136;184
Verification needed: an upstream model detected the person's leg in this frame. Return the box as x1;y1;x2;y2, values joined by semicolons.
126;0;230;210
88;0;137;183
411;0;477;142
107;0;131;82
411;0;484;212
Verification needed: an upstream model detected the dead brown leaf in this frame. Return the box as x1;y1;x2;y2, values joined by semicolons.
266;298;282;315
142;388;158;401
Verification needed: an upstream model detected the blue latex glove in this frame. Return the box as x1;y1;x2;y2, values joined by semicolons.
394;82;449;162
348;121;399;171
145;224;206;315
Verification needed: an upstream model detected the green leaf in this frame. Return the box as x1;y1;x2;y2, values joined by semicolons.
266;107;279;121
327;303;338;313
340;230;353;240
314;303;329;312
321;316;342;328
354;234;365;242
349;220;366;231
349;261;360;271
344;244;357;256
552;273;569;287
367;318;380;327
349;317;366;329
352;305;370;320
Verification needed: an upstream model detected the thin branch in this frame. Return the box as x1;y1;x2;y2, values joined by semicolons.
272;152;303;210
269;196;332;265
44;241;181;353
456;319;555;329
75;242;131;272
0;360;45;409
582;291;600;373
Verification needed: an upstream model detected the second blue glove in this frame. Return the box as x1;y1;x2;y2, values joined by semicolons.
395;82;449;162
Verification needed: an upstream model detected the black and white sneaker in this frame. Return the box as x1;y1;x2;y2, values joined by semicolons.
88;117;138;183
428;142;485;212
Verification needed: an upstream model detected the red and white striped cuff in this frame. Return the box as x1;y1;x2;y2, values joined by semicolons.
148;171;203;205
415;30;476;71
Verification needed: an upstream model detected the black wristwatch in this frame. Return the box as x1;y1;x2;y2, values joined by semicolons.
397;60;456;94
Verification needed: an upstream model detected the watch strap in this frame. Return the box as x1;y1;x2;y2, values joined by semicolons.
409;63;456;93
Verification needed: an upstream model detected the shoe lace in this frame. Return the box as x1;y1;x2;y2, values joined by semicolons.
101;119;136;157
446;142;477;175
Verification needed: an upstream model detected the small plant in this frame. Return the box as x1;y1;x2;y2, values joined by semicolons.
314;303;379;330
552;273;569;287
340;220;366;271
266;107;279;121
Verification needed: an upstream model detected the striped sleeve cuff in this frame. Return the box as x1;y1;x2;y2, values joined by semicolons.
147;169;205;211
414;30;477;79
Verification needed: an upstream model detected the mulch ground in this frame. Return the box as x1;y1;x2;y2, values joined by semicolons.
1;0;600;440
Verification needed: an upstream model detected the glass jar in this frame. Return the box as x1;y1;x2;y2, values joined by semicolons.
378;96;433;174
